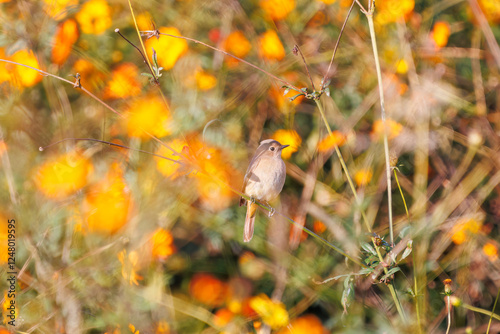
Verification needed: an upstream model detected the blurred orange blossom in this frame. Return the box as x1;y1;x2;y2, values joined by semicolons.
276;314;327;334
51;19;79;65
371;119;403;140
259;0;295;21
249;294;289;329
150;228;176;261
103;63;142;99
189;273;227;307
75;0;112;35
43;0;78;20
124;95;171;139
259;30;285;61
84;164;132;235
272;129;301;159
317;131;346;152
35;151;93;199
145;27;188;70
431;21;451;49
9;50;43;88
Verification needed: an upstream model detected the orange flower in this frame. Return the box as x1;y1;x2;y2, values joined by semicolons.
354;168;373;186
35;151;93;199
272;129;301;159
124;95;171;139
450;218;482;245
259;0;295;20
150;228;176;261
135;12;153;31
43;0;78;20
9;50;43;88
145;27;188;70
376;0;414;25
0;215;9;264
0;141;6;157
478;0;500;23
195;147;235;211
51;19;79;65
270;86;304;110
118;250;143;285
249;294;289;330
196;70;217;91
224;31;252;61
319;0;335;3
317;131;346;152
84;164;132;234
103;63;142;99
259;30;285;61
371;119;403;140
75;0;112;35
189;273;227;307
313;221;326;234
277;314;326;334
155;139;186;178
155;321;170;334
483;242;498;261
2;292;18;325
214;308;234;327
431;21;451;49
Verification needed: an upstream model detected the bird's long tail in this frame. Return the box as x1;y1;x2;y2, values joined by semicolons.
244;202;258;242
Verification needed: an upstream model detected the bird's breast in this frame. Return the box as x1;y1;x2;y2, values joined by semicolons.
244;157;286;202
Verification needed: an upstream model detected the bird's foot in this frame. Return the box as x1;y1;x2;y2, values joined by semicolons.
250;197;256;204
268;206;276;217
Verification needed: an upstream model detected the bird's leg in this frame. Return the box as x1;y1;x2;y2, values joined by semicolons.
250;197;256;204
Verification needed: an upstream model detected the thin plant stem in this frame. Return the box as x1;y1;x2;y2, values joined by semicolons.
366;10;394;247
462;303;500;321
142;30;302;92
394;168;421;332
322;0;356;90
293;44;316;91
487;289;500;334
127;0;155;76
115;29;159;84
315;99;407;323
446;295;451;334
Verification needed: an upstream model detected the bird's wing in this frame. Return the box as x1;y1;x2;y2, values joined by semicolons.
240;147;267;206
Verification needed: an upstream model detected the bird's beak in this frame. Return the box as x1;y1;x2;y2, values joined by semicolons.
280;145;289;150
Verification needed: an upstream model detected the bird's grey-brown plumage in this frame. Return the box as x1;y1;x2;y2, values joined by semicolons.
240;139;288;242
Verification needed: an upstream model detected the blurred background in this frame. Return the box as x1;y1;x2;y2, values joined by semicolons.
0;0;500;332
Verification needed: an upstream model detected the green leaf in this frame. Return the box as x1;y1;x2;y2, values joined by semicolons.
283;87;291;96
380;267;401;281
400;240;413;261
362;243;377;256
141;73;154;78
289;93;304;102
324;87;330;97
357;267;374;275
399;226;411;239
342;276;355;314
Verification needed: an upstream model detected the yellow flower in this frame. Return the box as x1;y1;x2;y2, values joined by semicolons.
431;21;451;49
276;314;326;334
145;27;188;70
317;131;346;152
118;250;143;286
249;294;289;330
150;228;176;261
259;30;285;61
224;31;252;60
85;164;132;235
35;151;93;199
478;0;500;23
0;215;9;264
376;0;414;25
319;0;335;3
483;242;498;261
450;218;482;245
155;139;187;178
371;119;403;140
272;129;301;159
196;71;217;91
259;0;295;20
124;95;171;139
76;0;112;35
51;19;79;66
103;63;142;99
43;0;78;20
396;59;408;74
10;50;43;88
354;168;373;186
135;12;153;31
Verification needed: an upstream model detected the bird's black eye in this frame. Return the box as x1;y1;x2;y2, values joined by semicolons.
270;147;275;151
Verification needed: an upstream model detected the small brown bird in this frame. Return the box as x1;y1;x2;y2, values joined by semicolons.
239;139;289;242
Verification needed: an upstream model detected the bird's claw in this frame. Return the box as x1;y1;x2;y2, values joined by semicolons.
268;207;276;217
250;197;256;204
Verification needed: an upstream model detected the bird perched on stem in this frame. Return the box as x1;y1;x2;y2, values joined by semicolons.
240;139;289;242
